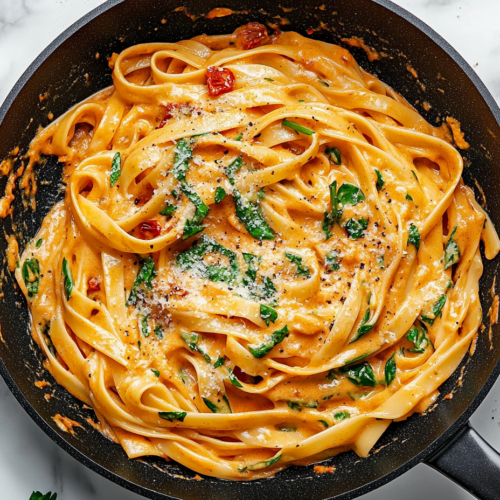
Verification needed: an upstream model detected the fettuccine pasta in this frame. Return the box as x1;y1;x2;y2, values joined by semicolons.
16;24;500;479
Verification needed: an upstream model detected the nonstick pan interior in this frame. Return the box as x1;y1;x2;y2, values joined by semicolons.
1;1;500;499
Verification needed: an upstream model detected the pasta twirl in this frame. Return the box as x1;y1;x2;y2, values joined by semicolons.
16;24;499;480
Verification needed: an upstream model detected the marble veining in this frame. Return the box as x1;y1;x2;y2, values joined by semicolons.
0;1;499;499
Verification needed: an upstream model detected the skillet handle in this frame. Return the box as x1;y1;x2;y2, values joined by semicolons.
426;422;500;500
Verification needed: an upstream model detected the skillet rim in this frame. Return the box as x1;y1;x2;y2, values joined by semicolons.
0;0;500;498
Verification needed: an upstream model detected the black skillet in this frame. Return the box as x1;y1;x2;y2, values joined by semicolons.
1;0;500;499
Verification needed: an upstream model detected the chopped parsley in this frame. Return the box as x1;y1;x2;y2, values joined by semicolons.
325;249;340;271
260;304;278;326
375;169;384;190
214;186;226;204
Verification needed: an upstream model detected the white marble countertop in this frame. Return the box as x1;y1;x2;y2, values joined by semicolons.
1;0;500;498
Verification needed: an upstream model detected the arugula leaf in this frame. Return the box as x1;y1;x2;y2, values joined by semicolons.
110;152;121;187
213;356;225;368
334;411;350;421
261;276;278;302
62;257;74;300
375;169;384;190
238;451;282;472
407;327;430;352
341;362;377;387
126;256;157;306
408;224;421;251
159;411;187;422
444;226;460;269
337;183;365;206
248;325;289;358
36;238;43;248
214;186;226;204
22;258;40;299
154;325;164;339
282;119;315;135
260;304;278;326
159;203;177;216
141;315;150;337
325;250;340;271
173;138;193;182
344;218;369;239
325;147;341;165
176;234;239;284
385;353;397;385
30;492;57;500
421;295;447;325
285;252;311;278
227;368;243;387
151;368;160;377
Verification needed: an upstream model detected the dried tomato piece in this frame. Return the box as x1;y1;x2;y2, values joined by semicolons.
139;220;162;239
158;104;179;128
87;277;101;292
206;66;235;96
234;22;268;50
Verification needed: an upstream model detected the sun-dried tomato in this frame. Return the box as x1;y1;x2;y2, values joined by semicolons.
234;22;268;50
206;66;235;96
87;277;101;292
158;104;179;128
139;220;162;239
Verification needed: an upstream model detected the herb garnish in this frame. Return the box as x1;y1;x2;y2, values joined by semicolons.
30;492;57;500
226;156;274;240
260;304;278;326
385;353;396;385
110;152;121;187
238;451;282;472
159;411;187;422
285;252;311;278
344;218;369;239
159;203;177;216
173;138;193;183
36;238;43;248
408;224;421;251
22;258;40;299
407;327;430;352
375;169;384;190
282;119;315;135
62;257;74;300
421;295;446;325
325;147;341;165
176;234;239;284
444;226;460;269
227;368;243;387
325;249;340;271
341;362;377;387
248;325;289;358
334;411;350;421
126;256;157;306
214;186;226;204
